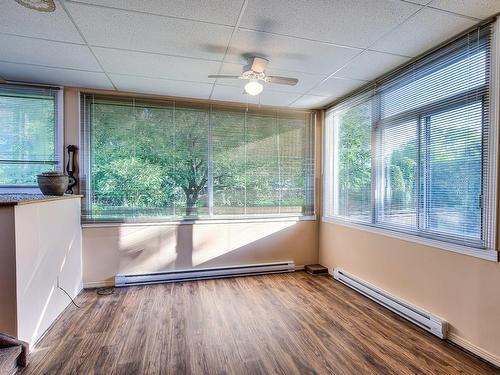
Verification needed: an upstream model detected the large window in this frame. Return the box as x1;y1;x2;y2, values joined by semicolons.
0;84;61;189
81;96;315;223
324;23;497;252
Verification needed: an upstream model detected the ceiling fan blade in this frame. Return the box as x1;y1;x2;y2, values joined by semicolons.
250;57;268;73
208;75;241;79
267;76;299;86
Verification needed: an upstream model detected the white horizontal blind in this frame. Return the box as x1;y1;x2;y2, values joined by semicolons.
0;84;60;188
324;22;496;250
80;95;315;223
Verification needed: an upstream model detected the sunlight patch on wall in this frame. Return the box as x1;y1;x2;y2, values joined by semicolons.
191;221;296;266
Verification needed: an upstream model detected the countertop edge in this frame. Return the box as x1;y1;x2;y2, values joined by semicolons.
0;195;83;206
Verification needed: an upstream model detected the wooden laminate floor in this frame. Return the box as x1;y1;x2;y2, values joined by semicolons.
20;272;499;375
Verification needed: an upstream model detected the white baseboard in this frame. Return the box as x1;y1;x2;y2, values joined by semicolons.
448;332;500;368
84;265;302;289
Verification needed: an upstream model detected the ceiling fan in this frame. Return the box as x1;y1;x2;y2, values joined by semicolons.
209;57;298;96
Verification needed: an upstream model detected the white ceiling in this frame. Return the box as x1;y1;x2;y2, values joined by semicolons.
0;0;498;109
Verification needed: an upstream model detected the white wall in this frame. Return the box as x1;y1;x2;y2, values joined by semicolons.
14;198;82;346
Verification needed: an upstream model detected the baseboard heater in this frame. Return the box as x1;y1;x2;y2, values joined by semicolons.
333;268;448;339
115;261;295;287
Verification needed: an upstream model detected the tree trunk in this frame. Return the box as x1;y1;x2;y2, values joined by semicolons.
185;192;198;216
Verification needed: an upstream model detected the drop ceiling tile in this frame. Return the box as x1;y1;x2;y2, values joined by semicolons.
65;2;233;60
93;48;220;83
335;50;409;81
290;95;334;109
310;77;366;97
226;29;361;75
0;0;83;43
109;74;212;99
0;62;113;89
0;34;101;71
370;8;476;57
430;0;500;19
406;0;432;4
211;84;300;107
220;63;326;94
67;0;245;25
239;0;421;48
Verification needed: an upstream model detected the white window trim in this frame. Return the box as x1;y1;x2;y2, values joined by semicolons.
322;22;500;262
322;216;498;261
82;214;317;228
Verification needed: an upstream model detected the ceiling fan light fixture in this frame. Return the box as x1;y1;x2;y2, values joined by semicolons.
15;0;56;12
244;80;263;96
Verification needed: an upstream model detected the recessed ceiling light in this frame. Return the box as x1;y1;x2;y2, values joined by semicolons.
15;0;56;12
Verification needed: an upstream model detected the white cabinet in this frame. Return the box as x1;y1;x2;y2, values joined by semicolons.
0;197;82;347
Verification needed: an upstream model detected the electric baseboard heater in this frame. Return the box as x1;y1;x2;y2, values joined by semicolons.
115;261;295;287
333;268;448;339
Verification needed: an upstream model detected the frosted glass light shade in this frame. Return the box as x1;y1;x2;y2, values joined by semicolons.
244;80;264;96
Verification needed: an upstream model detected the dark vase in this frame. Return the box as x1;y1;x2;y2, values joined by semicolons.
37;172;69;196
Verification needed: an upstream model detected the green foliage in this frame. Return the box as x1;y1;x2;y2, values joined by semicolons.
89;103;311;219
0;95;56;185
94;157;168;207
336;103;372;216
386;140;417;210
336;101;482;236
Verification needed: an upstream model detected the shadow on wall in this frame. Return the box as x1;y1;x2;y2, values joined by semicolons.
175;221;193;269
82;220;317;285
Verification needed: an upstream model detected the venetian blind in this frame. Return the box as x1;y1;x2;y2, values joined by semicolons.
324;22;496;249
0;84;60;188
80;95;315;223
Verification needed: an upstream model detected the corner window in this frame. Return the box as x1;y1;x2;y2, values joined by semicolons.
80;96;315;223
324;23;496;251
0;84;62;191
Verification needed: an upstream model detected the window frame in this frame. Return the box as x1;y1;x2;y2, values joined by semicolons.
79;93;317;224
323;22;499;261
0;84;64;193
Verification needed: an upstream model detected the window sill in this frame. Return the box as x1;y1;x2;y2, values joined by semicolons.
321;216;498;262
82;215;317;228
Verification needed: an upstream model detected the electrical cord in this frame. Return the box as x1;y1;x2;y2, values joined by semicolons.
57;276;81;308
96;287;115;296
58;285;81;308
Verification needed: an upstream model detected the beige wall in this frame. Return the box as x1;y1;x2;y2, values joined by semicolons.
319;218;500;363
84;220;318;286
63;88;320;287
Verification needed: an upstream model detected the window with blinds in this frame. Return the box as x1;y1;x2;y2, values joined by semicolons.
324;23;497;251
80;95;315;223
0;84;61;190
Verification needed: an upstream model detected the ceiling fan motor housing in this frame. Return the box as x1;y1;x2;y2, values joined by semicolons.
241;71;267;81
